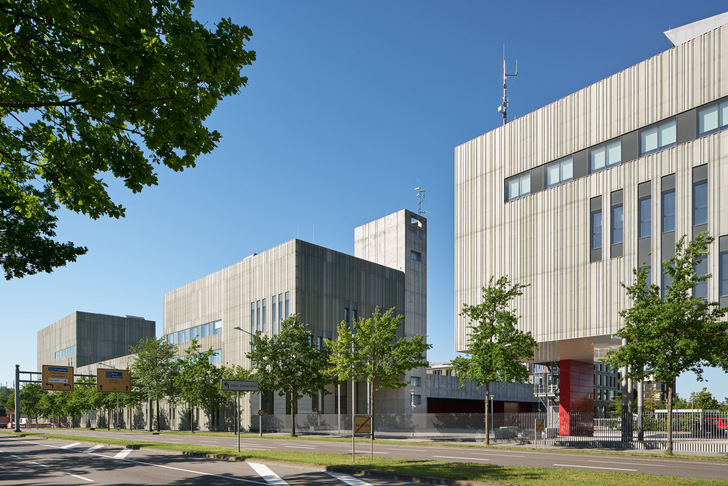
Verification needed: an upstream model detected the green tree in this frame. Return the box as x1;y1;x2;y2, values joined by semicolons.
0;0;255;279
173;339;225;433
247;315;331;437
19;382;45;427
130;336;176;431
327;307;430;437
451;276;537;446
689;388;721;410
605;232;727;454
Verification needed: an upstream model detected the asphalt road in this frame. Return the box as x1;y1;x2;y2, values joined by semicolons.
4;429;728;482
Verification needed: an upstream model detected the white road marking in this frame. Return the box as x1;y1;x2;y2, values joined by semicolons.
32;461;50;467
285;445;315;449
84;444;104;453
61;442;80;449
69;473;94;482
433;455;489;461
248;462;289;485
472;452;526;458
114;448;133;459
347;450;388;454
327;471;374;486
588;459;662;467
553;463;637;472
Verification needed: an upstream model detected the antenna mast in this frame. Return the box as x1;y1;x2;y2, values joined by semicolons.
498;46;518;125
414;186;427;216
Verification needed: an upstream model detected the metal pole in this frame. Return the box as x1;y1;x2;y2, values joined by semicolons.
237;390;240;452
14;365;20;433
351;380;355;463
337;383;341;434
259;392;262;437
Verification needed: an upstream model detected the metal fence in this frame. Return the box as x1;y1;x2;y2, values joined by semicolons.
255;411;728;453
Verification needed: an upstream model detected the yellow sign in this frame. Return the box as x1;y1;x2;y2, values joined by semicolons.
354;415;372;434
536;419;545;432
97;369;131;393
42;365;74;391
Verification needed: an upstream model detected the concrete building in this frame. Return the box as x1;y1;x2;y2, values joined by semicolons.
163;209;428;426
454;13;728;434
37;311;155;369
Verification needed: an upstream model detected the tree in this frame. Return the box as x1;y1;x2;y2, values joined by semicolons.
173;339;225;433
247;315;331;437
327;307;430;437
130;336;176;431
0;0;255;279
689;388;721;410
605;232;727;454
19;382;45;427
451;276;537;446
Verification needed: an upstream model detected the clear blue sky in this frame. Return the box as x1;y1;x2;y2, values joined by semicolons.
2;1;727;401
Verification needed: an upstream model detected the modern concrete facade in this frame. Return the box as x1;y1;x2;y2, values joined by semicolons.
37;311;155;369
454;13;728;434
163;209;428;424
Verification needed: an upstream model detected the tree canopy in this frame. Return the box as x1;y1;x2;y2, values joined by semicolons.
0;0;255;278
130;336;176;431
605;232;727;453
451;276;537;445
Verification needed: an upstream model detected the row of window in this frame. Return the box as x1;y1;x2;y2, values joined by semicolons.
166;320;222;345
506;96;728;202
55;345;76;359
251;292;290;334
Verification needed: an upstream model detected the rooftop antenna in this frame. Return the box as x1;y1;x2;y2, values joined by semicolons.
497;45;518;125
414;186;428;216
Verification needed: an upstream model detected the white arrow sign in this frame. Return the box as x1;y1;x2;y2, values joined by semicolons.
221;379;259;392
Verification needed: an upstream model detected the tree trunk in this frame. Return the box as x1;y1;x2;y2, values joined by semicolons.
190;407;194;433
666;384;674;455
156;399;161;432
290;390;297;437
484;382;490;446
369;380;375;440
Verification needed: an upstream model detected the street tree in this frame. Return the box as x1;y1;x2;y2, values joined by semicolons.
130;336;176;431
19;382;45;427
605;232;727;454
247;315;331;437
173;339;226;433
451;276;537;446
0;0;255;279
327;307;430;437
689;388;721;410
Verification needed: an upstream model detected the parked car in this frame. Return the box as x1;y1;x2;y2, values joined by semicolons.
692;417;728;436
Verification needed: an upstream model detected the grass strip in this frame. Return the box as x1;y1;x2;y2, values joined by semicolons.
3;430;727;486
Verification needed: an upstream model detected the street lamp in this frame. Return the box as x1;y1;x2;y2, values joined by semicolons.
233;326;263;437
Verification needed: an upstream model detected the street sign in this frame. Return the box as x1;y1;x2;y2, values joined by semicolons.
221;379;259;392
97;368;131;393
42;365;74;391
354;415;372;434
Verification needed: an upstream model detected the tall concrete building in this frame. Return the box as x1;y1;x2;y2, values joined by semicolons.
37;311;155;369
163;209;428;421
454;13;728;434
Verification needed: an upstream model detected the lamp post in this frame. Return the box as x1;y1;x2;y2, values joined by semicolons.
233;326;263;437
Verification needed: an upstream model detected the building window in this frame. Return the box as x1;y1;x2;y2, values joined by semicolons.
590;210;602;249
720;251;728;297
278;294;283;324
698;100;728;135
694;257;708;299
250;302;255;330
545;156;573;188
411;376;421;387
256;300;261;332
638;196;651;238
411;394;422;406
285;292;290;318
272;298;277;334
590;140;621;172
611;204;623;245
209;349;222;365
506;172;531;200
262;298;267;332
640;119;676;155
662;189;675;233
213;320;222;335
693;181;708;225
661;264;673;297
54;345;76;360
410;250;422;261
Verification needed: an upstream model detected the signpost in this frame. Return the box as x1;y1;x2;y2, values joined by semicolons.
221;380;260;451
352;414;373;461
42;365;74;391
97;369;131;393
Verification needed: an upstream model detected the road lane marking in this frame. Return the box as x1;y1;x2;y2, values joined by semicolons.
84;445;104;453
285;445;315;449
588;459;662;467
553;463;637;472
249;462;289;485
69;473;94;482
114;448;133;459
472;452;526;458
327;471;373;486
61;442;80;449
433;455;489;461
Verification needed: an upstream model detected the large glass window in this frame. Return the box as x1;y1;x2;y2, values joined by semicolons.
591;210;602;249
698;100;728;135
640;119;676;155
209;349;222;365
590;140;622;172
213;320;222;335
720;251;728;297
694;257;708;299
545;156;573;188
285;292;290;318
506;172;531;200
661;264;673;297
639;196;651;238
250;302;255;329
262;298;267;332
693;181;708;225
272;298;277;334
611;204;623;245
662;189;675;233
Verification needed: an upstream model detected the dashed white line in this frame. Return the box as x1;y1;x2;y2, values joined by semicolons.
553;463;637;472
61;442;80;449
327;471;373;486
83;444;104;453
248;462;289;485
588;459;662;467
433;455;489;461
68;473;94;482
114;448;133;459
285;445;315;449
472;452;526;458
